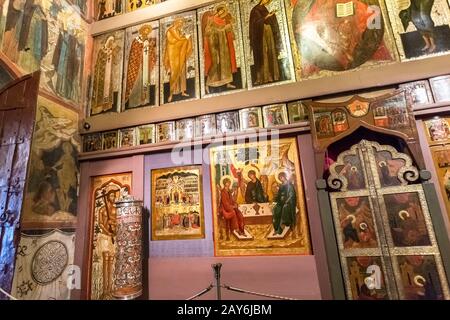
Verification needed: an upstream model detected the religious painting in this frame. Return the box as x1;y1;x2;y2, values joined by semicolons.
160;12;199;104
332;109;349;133
424;117;450;142
151;166;204;240
119;128;136;148
385;0;450;60
123;21;159;110
195;114;216;137
262;104;288;128
126;0;160;13
21;97;80;229
285;0;397;80
429;75;450;102
287;100;309;124
374;148;406;187
216;111;240;134
176;118;195;141
399;80;434;106
137;124;155;145
156;121;175;143
334;197;378;249
344;256;388;300
313;112;334;138
83;133;103;152
395;255;447;300
331;152;367;190
197;0;247;98
383;192;431;247
210;138;311;256
2;0;87;105
89;173;131;300
102;131;118;150
240;0;295;88
430;145;450;220
94;0;124;20
11;230;75;300
371;93;410;130
239;107;263;131
90;30;125;116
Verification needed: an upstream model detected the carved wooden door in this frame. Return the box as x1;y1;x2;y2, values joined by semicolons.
328;140;450;300
0;72;40;299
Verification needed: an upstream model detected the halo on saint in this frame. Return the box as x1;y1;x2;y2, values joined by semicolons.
346;214;356;223
275;168;290;184
399;210;410;220
378;160;387;167
139;24;153;37
414;275;426;287
359;222;368;231
364;276;376;290
242;164;260;182
220;175;235;189
351;166;358;172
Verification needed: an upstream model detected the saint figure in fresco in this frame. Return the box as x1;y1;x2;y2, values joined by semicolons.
91;35;120;115
3;0;48;70
163;17;193;103
52;27;83;102
399;0;437;53
219;177;246;238
244;170;267;203
124;24;157;108
249;0;282;85
202;5;237;93
272;172;297;235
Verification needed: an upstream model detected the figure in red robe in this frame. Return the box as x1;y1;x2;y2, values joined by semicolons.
219;177;245;239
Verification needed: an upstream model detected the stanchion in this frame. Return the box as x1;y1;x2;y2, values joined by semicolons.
212;263;222;300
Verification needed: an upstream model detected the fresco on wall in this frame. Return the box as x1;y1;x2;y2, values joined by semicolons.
197;0;247;98
11;230;75;300
385;0;450;59
240;0;295;88
89;173;131;300
160;11;199;104
285;0;397;80
123;21;159;110
1;0;87;105
21;97;80;229
90;30;124;115
210;138;311;256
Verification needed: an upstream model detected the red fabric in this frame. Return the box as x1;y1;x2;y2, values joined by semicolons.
204;16;237;75
219;188;244;232
371;41;392;61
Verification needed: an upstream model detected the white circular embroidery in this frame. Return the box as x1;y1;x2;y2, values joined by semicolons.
31;241;68;285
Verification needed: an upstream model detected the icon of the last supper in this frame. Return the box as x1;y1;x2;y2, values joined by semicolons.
210;138;311;256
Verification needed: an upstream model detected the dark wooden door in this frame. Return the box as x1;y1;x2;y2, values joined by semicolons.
0;71;40;299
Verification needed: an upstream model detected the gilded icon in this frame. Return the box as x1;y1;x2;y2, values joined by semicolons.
429;75;450;102
83;133;103;152
95;0;124;20
262;104;288;128
385;0;450;59
102;131;119;150
176;118;195;141
424;117;450;142
137;124;156;145
160;12;199;104
287;101;309;124
90;31;125;115
399;80;434;106
195;114;216;137
151;166;205;240
119;128;136;148
313;112;334;138
156;121;175;143
126;0;160;13
89;173;131;300
240;0;295;88
123;21;159;110
216;111;240;134
210;138;311;256
239;107;263;130
198;0;247;97
285;0;397;79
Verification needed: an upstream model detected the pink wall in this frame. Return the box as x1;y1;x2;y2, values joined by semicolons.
149;256;321;300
